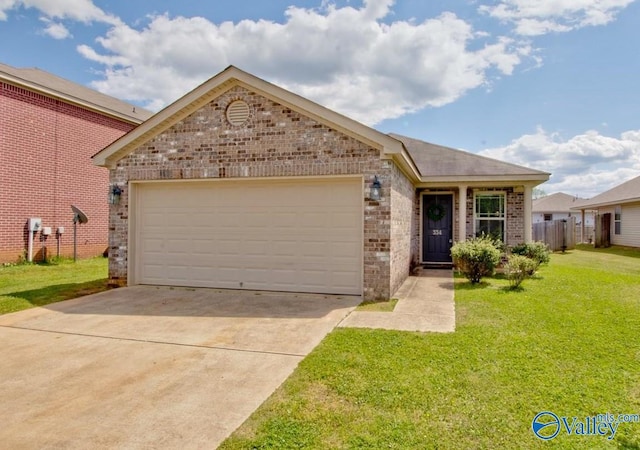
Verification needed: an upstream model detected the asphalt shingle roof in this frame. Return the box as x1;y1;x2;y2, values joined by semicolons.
532;192;584;212
572;175;640;209
390;133;549;178
0;62;152;123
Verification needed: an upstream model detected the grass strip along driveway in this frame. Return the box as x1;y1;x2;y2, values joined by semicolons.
0;257;109;315
221;246;640;449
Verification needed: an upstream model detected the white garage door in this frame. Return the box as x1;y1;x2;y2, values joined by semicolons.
133;178;362;295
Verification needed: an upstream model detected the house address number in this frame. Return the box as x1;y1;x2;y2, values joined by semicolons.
431;229;443;236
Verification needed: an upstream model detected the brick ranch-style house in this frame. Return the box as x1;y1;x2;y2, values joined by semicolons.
93;66;549;301
0;62;152;263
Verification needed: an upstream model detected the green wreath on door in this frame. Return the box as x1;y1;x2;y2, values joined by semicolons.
427;203;446;222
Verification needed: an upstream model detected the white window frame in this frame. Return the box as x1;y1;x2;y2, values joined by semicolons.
614;206;621;235
473;191;507;243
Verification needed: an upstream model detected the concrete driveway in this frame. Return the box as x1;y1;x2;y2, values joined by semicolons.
0;286;360;449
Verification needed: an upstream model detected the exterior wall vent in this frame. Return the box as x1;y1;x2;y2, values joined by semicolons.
226;100;250;126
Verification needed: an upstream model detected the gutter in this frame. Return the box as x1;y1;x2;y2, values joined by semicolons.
0;71;147;125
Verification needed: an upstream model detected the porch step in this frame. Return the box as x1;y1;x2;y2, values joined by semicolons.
421;262;453;270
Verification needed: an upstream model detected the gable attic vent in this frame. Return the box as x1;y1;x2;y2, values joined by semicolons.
226;100;250;126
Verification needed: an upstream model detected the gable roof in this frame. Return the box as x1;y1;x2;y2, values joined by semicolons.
92;65;549;185
389;133;549;183
532;192;583;213
0;62;152;124
93;65;417;176
571;175;640;209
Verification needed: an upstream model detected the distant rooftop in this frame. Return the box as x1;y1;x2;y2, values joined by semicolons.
533;192;584;212
0;62;153;124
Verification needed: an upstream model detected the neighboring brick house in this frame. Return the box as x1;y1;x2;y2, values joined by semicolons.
93;66;549;300
0;62;152;263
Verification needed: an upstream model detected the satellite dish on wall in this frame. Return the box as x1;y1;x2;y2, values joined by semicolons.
71;205;89;261
71;205;88;224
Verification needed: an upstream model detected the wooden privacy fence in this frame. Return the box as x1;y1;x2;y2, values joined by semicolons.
577;225;595;244
594;213;611;248
532;217;576;251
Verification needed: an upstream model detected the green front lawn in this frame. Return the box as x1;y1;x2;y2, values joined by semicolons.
0;257;110;314
221;246;640;449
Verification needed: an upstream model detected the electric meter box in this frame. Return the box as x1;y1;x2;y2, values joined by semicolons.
28;218;42;232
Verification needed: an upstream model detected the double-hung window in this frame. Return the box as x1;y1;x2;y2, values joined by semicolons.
475;192;506;242
614;206;621;235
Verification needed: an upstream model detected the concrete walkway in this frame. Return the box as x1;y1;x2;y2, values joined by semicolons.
339;269;455;332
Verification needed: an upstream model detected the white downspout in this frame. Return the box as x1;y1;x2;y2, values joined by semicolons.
26;218;41;262
27;230;34;262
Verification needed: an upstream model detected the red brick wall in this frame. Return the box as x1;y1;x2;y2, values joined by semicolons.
0;81;136;263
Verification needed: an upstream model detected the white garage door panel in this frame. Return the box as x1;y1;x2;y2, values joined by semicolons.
135;178;362;295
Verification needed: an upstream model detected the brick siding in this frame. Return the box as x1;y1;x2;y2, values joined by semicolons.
390;163;414;294
109;86;396;300
0;81;136;263
506;190;525;245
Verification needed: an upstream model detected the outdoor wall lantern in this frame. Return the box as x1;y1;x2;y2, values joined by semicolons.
370;176;382;201
109;185;122;205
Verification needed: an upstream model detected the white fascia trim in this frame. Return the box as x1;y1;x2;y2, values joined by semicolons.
416;175;549;188
93;78;235;167
381;150;421;183
1;74;144;125
570;198;640;210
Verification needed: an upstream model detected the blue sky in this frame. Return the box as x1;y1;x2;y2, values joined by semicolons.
1;0;639;197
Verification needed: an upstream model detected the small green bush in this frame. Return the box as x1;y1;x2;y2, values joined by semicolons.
451;235;502;283
505;254;537;289
510;241;551;273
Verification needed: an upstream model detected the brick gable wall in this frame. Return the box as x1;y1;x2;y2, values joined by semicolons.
109;86;396;300
0;81;136;263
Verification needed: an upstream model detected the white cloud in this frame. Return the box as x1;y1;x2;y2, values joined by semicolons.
30;0;118;24
72;2;534;124
0;0;16;20
13;0;633;125
479;0;635;36
0;0;120;23
40;18;72;39
480;127;640;197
